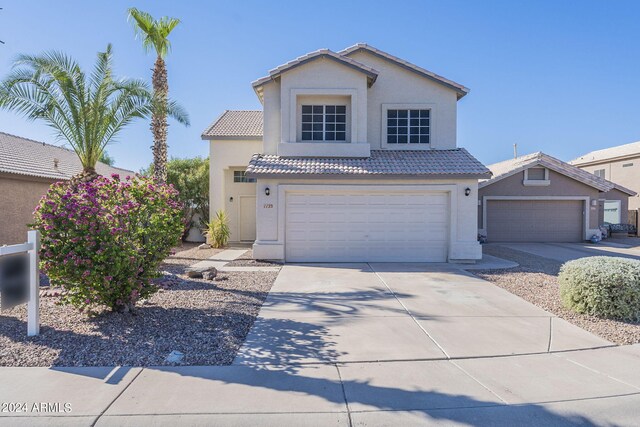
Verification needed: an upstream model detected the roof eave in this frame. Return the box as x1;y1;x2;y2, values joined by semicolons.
246;172;491;179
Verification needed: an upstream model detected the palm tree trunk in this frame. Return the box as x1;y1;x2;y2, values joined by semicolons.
151;56;168;183
70;167;100;185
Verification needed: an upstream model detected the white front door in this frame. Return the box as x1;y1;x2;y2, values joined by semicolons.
239;196;256;242
285;189;449;262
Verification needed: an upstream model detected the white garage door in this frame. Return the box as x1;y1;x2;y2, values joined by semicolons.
285;189;449;262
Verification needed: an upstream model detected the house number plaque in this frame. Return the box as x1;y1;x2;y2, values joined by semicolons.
263;204;274;209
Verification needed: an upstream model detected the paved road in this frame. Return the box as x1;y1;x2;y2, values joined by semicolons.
2;263;639;426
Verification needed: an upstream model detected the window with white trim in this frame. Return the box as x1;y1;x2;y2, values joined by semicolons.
233;171;256;183
387;109;430;144
301;105;346;141
594;169;606;179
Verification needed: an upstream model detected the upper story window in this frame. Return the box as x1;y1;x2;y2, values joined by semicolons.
594;169;606;179
301;105;346;141
233;170;256;183
387;109;430;144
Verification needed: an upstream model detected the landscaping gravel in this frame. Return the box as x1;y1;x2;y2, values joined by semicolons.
476;245;640;345
0;243;279;367
226;249;283;267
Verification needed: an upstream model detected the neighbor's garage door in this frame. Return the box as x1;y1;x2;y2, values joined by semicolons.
486;199;583;242
285;190;449;262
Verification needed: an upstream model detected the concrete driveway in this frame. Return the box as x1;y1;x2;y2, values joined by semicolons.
235;263;611;363
492;240;640;263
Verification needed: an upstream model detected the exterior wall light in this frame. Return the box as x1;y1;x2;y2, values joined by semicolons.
464;188;471;196
265;187;270;196
229;197;233;202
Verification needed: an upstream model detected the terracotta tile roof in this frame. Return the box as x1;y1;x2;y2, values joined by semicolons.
0;132;134;181
480;151;636;195
246;149;490;178
252;49;378;92
570;140;640;165
201;110;263;139
339;43;469;99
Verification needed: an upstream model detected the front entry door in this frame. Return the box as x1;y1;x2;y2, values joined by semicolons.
239;196;257;242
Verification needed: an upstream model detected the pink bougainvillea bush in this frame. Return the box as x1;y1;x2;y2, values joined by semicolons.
32;174;184;313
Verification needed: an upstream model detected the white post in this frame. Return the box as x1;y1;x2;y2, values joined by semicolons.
27;230;40;337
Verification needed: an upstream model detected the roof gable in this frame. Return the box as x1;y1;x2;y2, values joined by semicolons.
252;49;378;101
480;152;615;192
339;43;469;99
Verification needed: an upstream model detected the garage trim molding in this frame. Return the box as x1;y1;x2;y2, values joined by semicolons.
277;184;458;261
481;195;597;240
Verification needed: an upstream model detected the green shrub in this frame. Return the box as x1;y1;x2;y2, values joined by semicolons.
207;210;230;248
32;174;184;313
558;256;640;321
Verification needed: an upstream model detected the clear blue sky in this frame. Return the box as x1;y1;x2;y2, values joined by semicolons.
1;0;639;172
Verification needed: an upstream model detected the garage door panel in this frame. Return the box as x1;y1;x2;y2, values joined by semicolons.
285;190;449;262
486;200;583;243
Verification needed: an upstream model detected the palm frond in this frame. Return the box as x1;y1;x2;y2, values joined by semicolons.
0;46;153;172
127;7;180;58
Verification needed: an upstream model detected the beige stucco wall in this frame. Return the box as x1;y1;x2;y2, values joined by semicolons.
260;52;462;156
478;169;602;238
209;139;262;241
577;155;640;210
0;173;56;245
348;50;459;150
252;177;481;262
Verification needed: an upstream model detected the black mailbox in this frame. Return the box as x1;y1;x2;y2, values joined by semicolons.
0;253;29;310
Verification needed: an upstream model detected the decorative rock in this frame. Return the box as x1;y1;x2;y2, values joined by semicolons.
185;266;217;278
165;350;184;364
198;243;212;250
202;270;217;281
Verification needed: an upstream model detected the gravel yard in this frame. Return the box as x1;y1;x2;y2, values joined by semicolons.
476;245;640;345
226;249;283;267
0;243;279;367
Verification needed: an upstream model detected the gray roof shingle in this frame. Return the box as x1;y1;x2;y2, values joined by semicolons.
0;132;134;181
201;110;263;139
246;149;490;178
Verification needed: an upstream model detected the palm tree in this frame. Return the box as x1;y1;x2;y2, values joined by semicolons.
128;7;188;183
0;45;152;181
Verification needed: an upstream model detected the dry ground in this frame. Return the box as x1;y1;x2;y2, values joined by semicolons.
476;245;640;345
0;243;279;367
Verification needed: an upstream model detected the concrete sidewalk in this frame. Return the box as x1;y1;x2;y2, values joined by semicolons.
1;346;640;426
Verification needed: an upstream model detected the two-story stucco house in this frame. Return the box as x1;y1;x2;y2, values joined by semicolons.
570;141;640;211
202;44;490;263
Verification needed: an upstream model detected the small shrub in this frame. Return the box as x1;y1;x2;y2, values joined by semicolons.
207;210;230;248
32;174;184;313
558;256;640;321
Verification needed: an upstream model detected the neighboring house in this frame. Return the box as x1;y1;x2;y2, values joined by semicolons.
203;43;490;262
570;140;640;210
0;132;133;245
479;152;636;243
